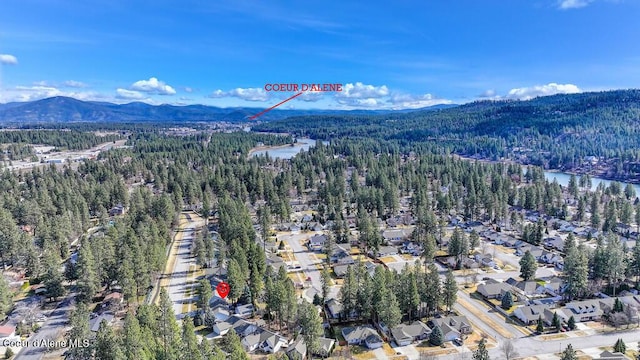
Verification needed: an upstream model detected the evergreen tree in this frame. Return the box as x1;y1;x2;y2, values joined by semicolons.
0;276;12;319
66;303;93;360
552;312;562;332
197;278;213;312
297;301;323;357
614;338;626;353
158;288;181;360
429;325;443;346
519;250;537;281
443;270;457;312
567;316;576;330
536;316;544;333
227;259;245;303
560;344;577;360
76;243;100;303
320;268;330;303
224;329;249;360
501;291;514;310
95;320;125;360
182;317;204;360
473;338;490;360
122;312;149;360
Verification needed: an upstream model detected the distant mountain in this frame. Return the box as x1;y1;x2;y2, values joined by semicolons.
0;96;458;124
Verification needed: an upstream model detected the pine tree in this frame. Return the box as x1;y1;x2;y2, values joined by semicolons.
552;312;562;332
501;291;514;310
158;288;181;360
227;259;245;303
66;302;93;360
614;338;626;353
197;278;213;312
320;268;330;303
443;270;457;312
122;312;149;360
536;316;544;333
95;320;125;360
560;344;577;360
519;250;537;281
76;242;99;303
0;276;12;319
473;338;490;360
182;317;204;360
429;325;443;346
298;301;323;357
567;316;576;330
224;329;249;360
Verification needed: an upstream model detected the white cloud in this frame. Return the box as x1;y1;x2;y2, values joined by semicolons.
478;89;497;98
337;82;389;99
2;85;101;103
298;91;324;102
208;87;269;102
336;97;381;108
0;54;18;65
387;93;453;109
558;0;593;9
116;88;146;100
64;80;87;88
506;83;581;100
184;87;193;93
130;77;176;95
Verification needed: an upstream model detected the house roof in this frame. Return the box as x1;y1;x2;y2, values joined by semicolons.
514;305;554;322
391;321;431;342
514;281;539;294
477;282;513;296
599;351;630;360
429;316;471;334
287;338;307;359
0;325;15;337
341;326;380;343
326;298;343;316
309;234;327;246
89;313;114;332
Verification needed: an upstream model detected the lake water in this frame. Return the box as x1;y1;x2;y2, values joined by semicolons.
544;171;640;194
250;138;318;159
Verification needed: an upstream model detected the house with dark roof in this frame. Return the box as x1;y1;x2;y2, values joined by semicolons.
598;351;631;360
391;321;431;346
477;282;514;300
428;316;472;341
307;234;327;251
381;228;412;245
513;304;556;325
341;326;383;349
241;328;287;354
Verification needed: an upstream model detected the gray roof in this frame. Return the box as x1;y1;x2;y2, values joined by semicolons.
391;321;431;343
342;326;380;343
477;282;513;297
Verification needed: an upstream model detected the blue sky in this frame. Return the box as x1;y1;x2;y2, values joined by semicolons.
1;0;639;109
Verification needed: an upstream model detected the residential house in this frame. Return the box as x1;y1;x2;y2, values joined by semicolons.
108;204;126;216
0;325;17;341
307;234;327;252
341;326;383;349
390;321;431;346
543;237;564;251
400;241;422;256
477;282;514;300
513;281;545;298
287;337;335;359
89;312;115;332
325;299;344;320
599;351;631;360
543;277;566;296
562;299;609;322
241;328;287;354
428;316;472;341
513;304;556;325
235;303;255;318
473;253;496;268
515;245;544;259
210;304;230;323
102;291;124;311
266;253;286;271
382;228;412;245
330;245;352;264
375;245;399;257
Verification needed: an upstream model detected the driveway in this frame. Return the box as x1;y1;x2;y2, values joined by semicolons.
16;296;75;360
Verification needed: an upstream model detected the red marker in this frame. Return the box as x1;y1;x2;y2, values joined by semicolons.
216;281;230;299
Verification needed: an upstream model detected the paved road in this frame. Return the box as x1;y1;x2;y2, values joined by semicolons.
16;296;74;360
167;212;204;320
280;232;338;302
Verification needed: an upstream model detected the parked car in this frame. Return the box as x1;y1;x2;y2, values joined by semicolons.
453;338;463;346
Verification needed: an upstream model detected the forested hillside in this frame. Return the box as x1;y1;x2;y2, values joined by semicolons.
255;90;640;181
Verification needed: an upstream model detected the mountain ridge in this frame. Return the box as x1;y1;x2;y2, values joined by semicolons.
0;96;458;123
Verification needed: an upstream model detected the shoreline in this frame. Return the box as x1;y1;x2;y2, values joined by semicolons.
247;140;311;157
